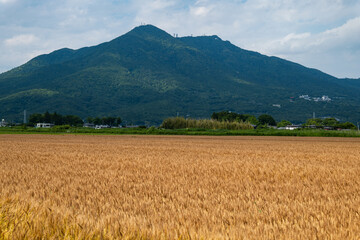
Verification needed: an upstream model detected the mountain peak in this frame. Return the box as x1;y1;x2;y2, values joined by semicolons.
126;24;173;39
132;24;162;31
1;24;360;124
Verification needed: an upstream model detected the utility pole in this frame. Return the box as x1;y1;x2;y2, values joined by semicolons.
313;112;316;119
23;110;27;124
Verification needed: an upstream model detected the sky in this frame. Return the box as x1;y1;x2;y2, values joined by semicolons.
0;0;360;78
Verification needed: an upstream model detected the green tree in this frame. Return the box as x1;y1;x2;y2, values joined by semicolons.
243;114;259;125
52;112;63;125
336;122;356;130
211;111;258;124
44;111;51;123
115;117;122;126
258;114;276;126
93;117;101;125
305;118;323;126
211;111;238;122
102;117;116;126
277;120;292;128
63;115;83;126
323;117;339;126
29;113;43;125
86;117;95;124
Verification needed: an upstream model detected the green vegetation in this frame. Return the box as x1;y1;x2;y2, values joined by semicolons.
0;89;59;101
211;111;258;124
277;120;292;127
1;25;360;124
0;126;359;138
1;110;356;139
160;117;253;130
29;111;83;126
303;117;357;129
258;114;277;126
28;112;122;127
86;116;122;126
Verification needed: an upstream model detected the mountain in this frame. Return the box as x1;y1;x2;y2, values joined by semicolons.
1;24;359;124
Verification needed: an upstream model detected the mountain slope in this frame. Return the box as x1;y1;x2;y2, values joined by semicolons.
0;25;359;124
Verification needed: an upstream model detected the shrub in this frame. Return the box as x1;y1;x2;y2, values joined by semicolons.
51;125;71;131
161;117;253;130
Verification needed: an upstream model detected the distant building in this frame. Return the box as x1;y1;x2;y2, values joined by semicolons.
0;119;8;127
83;123;95;128
300;94;332;102
285;125;302;130
321;95;331;101
36;123;54;128
95;125;110;129
299;95;312;101
278;125;302;130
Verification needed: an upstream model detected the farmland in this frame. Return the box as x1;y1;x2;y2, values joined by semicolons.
1;135;360;239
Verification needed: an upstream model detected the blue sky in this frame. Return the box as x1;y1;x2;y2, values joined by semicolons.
1;0;360;78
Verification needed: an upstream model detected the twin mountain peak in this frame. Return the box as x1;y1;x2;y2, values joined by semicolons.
0;24;359;124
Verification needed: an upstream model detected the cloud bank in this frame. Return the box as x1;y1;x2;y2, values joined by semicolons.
1;0;359;78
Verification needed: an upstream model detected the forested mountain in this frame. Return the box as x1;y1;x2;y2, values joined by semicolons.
0;24;359;124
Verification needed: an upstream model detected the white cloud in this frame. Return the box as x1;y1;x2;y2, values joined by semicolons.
261;16;360;55
0;0;16;3
4;34;38;47
190;6;212;17
319;16;360;48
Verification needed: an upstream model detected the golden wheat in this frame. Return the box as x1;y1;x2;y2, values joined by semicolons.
1;134;360;239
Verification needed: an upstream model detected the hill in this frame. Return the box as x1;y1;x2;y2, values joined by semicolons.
0;24;359;124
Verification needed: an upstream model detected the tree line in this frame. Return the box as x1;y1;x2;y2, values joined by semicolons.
211;111;357;129
29;111;83;126
303;117;356;129
28;110;356;130
161;117;253;130
86;117;122;126
29;112;122;127
211;111;276;126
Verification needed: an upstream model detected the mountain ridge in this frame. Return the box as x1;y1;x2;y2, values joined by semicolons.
1;24;359;124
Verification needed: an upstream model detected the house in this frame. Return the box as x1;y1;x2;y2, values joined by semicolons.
0;119;8;127
95;125;110;129
285;125;302;130
272;104;281;108
36;123;54;128
83;123;95;128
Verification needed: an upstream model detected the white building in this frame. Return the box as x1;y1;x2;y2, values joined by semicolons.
36;123;54;128
0;119;8;127
321;95;331;101
285;125;302;130
95;125;110;129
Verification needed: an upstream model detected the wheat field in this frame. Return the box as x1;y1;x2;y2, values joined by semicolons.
1;134;359;239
